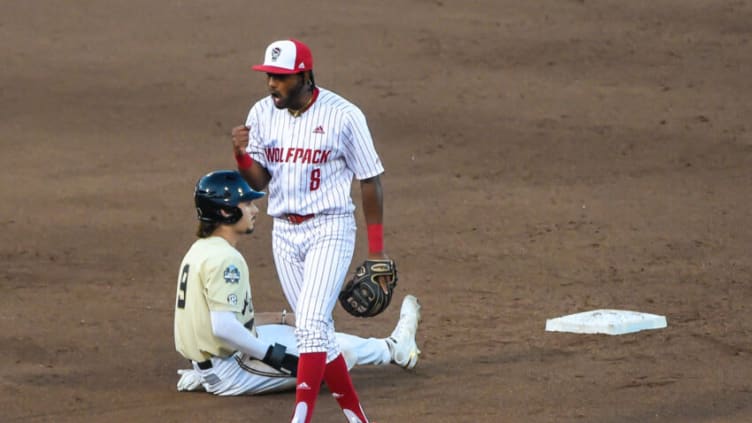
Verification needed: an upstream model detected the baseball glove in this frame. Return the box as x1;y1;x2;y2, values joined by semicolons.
339;259;398;317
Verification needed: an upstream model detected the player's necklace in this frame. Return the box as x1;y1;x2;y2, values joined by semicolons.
288;89;317;118
288;96;312;117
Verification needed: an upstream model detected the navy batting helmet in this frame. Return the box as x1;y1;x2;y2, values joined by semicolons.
194;170;265;224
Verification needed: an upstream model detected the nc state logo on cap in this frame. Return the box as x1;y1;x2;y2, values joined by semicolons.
252;39;313;74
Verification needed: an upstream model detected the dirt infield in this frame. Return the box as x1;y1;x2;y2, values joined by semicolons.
2;1;751;422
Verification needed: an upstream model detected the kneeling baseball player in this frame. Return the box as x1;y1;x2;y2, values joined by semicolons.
173;170;421;396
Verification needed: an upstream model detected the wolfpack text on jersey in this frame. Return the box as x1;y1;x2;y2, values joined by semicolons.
245;87;384;218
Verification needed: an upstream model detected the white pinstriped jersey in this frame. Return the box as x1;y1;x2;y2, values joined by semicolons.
244;87;384;217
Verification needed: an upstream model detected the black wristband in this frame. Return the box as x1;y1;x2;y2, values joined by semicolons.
281;353;299;377
262;343;287;370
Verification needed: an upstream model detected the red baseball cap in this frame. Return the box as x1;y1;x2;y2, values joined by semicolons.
252;39;313;74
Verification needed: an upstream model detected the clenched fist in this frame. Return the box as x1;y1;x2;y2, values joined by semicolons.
231;125;250;157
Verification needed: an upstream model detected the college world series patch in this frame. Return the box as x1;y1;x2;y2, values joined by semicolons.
224;265;240;284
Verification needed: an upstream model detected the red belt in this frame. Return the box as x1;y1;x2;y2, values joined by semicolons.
281;213;315;224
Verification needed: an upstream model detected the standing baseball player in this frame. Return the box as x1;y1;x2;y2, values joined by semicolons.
174;170;421;398
231;39;401;423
